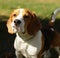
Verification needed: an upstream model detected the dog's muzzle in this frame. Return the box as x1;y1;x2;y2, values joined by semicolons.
14;19;21;26
14;19;25;33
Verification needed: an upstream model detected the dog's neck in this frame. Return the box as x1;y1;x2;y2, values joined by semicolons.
16;30;42;41
16;32;34;41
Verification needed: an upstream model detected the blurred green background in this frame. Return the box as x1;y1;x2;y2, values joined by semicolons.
0;0;60;21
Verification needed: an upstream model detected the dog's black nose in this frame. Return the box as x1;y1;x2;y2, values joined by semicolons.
14;19;21;24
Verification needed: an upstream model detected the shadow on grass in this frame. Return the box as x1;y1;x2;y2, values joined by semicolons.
0;15;9;21
0;15;60;58
0;15;16;58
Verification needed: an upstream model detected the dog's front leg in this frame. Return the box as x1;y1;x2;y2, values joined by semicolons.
15;51;23;58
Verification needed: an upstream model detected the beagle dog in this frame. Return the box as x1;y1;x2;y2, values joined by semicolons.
6;8;43;58
6;8;60;58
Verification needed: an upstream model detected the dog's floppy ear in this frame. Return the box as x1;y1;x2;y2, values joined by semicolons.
27;12;41;35
6;14;15;34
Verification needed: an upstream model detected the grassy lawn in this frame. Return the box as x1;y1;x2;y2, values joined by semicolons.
0;0;60;20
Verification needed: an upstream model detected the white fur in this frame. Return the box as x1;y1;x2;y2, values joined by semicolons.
51;8;60;22
11;22;17;33
14;31;42;58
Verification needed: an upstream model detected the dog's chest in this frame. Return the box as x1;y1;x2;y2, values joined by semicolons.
14;31;42;56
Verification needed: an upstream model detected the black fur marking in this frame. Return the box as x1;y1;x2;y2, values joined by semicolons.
41;24;55;50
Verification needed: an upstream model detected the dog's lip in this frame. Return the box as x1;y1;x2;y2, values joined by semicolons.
13;25;20;29
13;25;16;28
12;25;25;33
13;24;20;28
13;25;21;31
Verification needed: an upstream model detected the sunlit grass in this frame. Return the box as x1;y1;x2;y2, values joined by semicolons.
0;0;60;20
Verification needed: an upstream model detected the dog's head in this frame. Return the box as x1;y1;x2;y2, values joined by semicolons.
7;8;41;35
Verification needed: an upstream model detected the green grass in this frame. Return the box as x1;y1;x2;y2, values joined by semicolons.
0;0;60;20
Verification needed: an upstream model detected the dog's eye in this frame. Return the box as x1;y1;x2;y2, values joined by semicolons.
13;14;17;17
24;15;29;18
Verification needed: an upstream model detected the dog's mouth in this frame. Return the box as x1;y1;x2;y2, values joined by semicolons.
13;24;25;34
13;24;21;32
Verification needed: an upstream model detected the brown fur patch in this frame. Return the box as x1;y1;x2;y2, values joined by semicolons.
51;31;60;47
